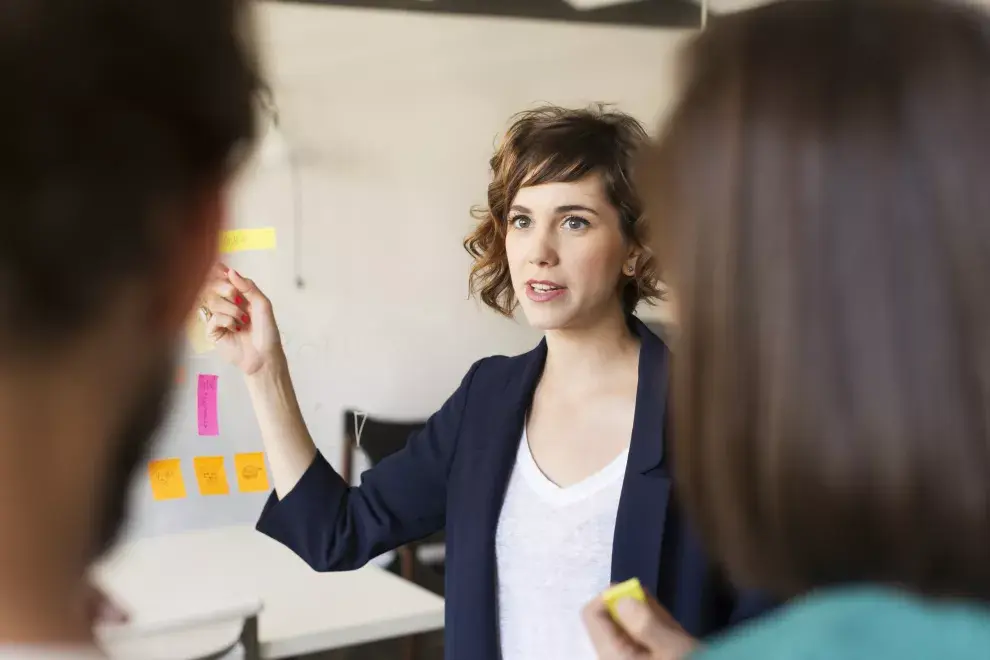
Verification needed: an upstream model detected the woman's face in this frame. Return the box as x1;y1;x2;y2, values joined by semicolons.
505;173;637;331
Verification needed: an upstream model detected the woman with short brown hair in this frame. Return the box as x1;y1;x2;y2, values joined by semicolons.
204;104;771;659
586;0;990;658
465;104;662;317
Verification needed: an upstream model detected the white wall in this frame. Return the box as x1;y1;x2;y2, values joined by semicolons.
253;0;990;471
127;0;990;541
124;2;691;540
236;2;687;459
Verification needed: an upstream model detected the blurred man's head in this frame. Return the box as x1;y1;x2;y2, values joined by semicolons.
0;0;258;640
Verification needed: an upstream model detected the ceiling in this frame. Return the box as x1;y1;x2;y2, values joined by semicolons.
274;0;708;28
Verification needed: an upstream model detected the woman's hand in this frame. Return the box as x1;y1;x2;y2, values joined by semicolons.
583;590;698;660
199;264;282;376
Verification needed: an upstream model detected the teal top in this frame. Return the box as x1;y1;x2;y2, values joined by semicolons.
693;587;990;660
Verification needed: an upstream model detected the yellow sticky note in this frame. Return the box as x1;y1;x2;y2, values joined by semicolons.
193;456;230;496
220;227;277;254
148;458;187;501
602;578;647;620
186;313;215;355
234;452;270;493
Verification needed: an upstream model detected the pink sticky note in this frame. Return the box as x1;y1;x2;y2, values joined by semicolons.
197;374;219;436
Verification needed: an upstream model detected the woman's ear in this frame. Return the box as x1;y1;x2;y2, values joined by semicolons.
622;249;641;277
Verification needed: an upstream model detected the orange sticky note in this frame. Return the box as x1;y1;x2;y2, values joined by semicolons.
234;452;270;493
193;456;230;496
148;458;187;501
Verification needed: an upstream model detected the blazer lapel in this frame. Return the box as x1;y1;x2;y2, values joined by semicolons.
456;341;547;658
611;319;672;598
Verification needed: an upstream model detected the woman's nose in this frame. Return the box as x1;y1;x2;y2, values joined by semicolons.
528;228;559;267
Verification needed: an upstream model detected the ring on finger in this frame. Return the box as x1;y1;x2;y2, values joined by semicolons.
197;303;212;322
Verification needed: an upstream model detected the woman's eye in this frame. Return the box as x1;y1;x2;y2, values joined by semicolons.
563;216;590;230
510;215;532;229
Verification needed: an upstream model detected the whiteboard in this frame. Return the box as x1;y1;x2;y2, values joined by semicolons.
119;124;326;542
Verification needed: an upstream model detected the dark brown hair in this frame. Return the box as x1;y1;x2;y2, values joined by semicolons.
640;0;990;601
464;104;662;316
0;0;259;351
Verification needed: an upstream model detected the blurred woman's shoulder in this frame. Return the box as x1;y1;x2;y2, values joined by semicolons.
693;587;990;660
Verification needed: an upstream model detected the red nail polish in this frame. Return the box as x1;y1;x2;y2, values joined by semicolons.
235;326;241;332
235;296;243;305
241;315;249;323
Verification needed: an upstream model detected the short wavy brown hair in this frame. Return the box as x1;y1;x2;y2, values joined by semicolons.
464;104;662;317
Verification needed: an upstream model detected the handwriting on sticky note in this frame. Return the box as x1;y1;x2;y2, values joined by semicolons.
148;458;187;501
219;227;277;254
197;374;219;436
193;456;230;496
234;452;270;493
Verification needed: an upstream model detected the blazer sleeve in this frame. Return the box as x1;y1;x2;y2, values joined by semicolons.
255;360;482;572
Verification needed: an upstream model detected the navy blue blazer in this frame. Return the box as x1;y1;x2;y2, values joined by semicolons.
256;318;773;659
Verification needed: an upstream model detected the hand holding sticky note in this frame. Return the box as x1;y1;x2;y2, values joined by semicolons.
602;578;647;621
597;578;697;658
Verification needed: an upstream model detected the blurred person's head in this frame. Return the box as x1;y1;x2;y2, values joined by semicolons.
0;0;257;639
639;0;990;602
465;105;662;333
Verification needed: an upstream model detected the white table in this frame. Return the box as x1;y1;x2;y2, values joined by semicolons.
93;525;445;658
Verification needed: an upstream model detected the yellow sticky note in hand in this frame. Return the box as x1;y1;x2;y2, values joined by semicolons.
193;456;230;496
602;578;647;621
186;313;215;355
148;459;187;501
234;452;270;493
220;227;277;254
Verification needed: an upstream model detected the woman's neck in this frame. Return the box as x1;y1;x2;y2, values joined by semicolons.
542;309;640;383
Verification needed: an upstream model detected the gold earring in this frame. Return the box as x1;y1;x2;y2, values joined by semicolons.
624;264;635;276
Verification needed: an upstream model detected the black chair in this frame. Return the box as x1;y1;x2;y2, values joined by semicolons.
340;411;446;589
340;410;447;660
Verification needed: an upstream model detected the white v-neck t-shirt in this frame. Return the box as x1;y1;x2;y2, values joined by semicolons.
495;428;629;660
